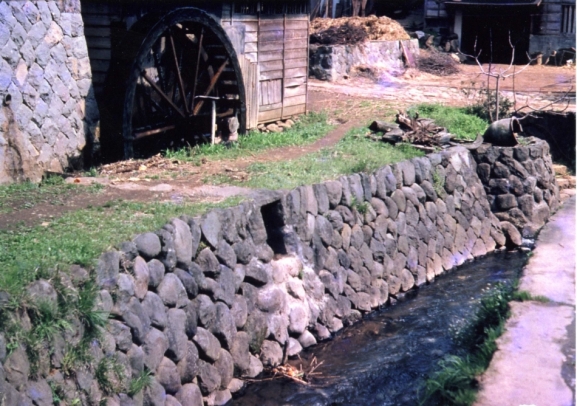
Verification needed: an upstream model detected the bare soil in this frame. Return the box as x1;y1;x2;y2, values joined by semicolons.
0;63;574;230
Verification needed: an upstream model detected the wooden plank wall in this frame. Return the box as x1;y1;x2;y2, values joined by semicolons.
221;5;310;127
256;14;308;123
424;0;448;19
239;56;259;129
80;2;116;96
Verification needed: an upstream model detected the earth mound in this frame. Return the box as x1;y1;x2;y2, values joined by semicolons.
310;15;410;45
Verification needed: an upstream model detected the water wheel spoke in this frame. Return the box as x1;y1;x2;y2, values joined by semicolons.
168;30;189;114
141;71;185;118
192;27;204;109
152;42;168;97
192;59;229;115
134;124;177;140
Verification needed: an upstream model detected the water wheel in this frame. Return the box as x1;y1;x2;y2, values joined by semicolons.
105;8;246;159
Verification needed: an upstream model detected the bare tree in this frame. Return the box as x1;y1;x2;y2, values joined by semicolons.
459;34;536;121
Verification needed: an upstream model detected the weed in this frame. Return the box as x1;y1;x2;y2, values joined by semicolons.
351;197;369;215
164;112;331;162
128;369;153;396
76;279;108;334
41;174;66;186
461;83;514;123
87;182;105;193
49;381;65;404
432;170;445;196
0;174;102;216
0;197;242;297
512;290;549;303
421;282;519;405
84;167;99;177
235;126;423;190
96;356;126;395
28;301;71;343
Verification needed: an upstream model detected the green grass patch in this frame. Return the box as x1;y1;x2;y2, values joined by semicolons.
511;290;549;303
209;126;424;190
408;104;488;141
128;369;153;396
0;197;243;297
164;112;332;163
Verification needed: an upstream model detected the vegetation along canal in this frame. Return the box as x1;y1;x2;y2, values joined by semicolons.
232;251;529;406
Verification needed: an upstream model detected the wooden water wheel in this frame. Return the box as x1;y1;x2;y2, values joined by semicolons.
106;8;246;159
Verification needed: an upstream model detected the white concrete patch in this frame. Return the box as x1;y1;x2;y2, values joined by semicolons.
475;302;574;406
520;196;576;306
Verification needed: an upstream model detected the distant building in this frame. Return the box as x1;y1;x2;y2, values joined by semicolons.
424;0;575;63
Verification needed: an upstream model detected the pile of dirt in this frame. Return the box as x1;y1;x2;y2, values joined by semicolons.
417;49;460;76
310;16;410;46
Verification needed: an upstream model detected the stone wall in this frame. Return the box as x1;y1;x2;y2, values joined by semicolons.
0;0;99;184
473;139;560;240
309;39;419;81
0;142;559;405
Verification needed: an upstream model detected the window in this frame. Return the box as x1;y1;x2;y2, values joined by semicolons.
561;4;575;34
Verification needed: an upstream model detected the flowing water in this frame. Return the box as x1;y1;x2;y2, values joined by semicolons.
233;250;529;406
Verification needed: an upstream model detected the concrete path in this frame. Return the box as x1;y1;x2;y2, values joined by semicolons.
475;196;576;406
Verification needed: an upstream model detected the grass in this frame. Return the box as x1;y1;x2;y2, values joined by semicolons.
95;356;126;395
128;369;153;396
0;197;243;297
408;104;489;141
206;126;425;190
164;112;332;163
420;282;515;405
420;276;547;406
0;175;104;215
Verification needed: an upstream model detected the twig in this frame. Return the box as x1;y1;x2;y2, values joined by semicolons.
459;31;537;121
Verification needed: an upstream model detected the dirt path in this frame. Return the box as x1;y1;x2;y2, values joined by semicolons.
0;64;573;230
309;63;576;110
0;116;362;230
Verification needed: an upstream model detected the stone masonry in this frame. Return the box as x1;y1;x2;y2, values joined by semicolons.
0;141;559;405
473;139;560;240
0;0;99;184
309;39;419;81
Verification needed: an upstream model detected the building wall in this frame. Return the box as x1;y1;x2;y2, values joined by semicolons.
0;0;99;184
424;0;576;58
529;0;576;56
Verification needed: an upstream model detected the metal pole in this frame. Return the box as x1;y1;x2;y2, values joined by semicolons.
211;99;216;145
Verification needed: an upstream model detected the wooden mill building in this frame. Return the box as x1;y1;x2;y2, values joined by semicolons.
79;0;310;158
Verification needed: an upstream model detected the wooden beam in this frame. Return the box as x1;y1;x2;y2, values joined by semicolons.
169;31;189;114
192;59;229;115
141;71;185;118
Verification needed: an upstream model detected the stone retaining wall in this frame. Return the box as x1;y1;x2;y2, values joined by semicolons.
473;139;560;239
0;140;558;405
309;39;419;81
0;0;99;184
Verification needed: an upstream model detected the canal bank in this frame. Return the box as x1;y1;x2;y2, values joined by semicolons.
475;195;576;406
